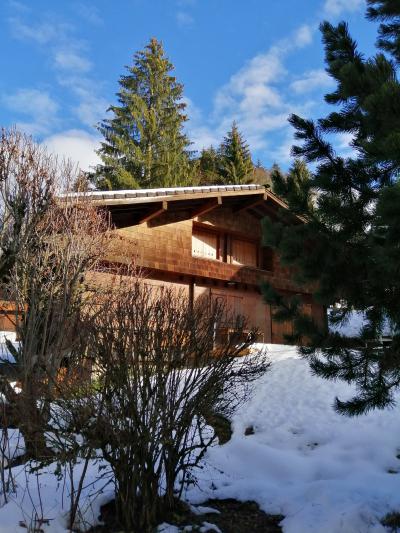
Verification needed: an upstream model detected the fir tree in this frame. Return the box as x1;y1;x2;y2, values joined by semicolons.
219;122;254;184
95;38;192;190
197;146;223;185
262;0;400;415
271;159;313;215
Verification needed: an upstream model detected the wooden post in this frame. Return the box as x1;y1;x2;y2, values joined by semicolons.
189;278;194;312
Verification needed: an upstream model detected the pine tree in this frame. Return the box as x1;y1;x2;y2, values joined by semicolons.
262;0;400;415
219;122;254;184
95;38;192;190
197;146;224;185
271;159;313;215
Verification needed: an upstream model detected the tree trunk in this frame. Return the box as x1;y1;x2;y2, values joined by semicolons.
16;391;51;460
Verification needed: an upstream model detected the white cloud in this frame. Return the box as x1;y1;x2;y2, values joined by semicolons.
176;11;194;27
7;10;107;134
7;1;29;13
269;132;297;165
323;0;363;16
189;24;315;154
182;97;219;151
57;76;108;127
337;132;354;148
74;3;103;26
43;129;101;171
54;50;92;73
3;88;58;117
334;131;358;158
293;24;313;47
290;69;334;94
8;13;91;76
2;88;59;134
8;17;58;44
74;95;108;128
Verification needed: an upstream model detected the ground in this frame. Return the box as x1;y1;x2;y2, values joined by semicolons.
185;344;400;532
0;339;399;532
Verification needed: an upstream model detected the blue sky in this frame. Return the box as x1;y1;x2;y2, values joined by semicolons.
0;0;377;172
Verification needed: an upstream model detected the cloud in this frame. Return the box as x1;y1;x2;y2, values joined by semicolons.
182;98;219;151
9;14;90;76
57;76;108;127
269;131;297;165
176;11;194;27
188;24;315;154
74;94;108;128
54;50;92;73
8;17;59;44
7;8;107;134
7;1;29;13
334;131;358;158
323;0;363;16
290;69;334;94
3;89;58;117
74;3;103;26
294;24;313;47
43;129;101;171
2;88;59;135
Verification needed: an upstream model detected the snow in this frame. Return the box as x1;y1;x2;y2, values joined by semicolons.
190;504;220;516
0;331;18;364
0;343;399;532
199;522;222;533
0;459;113;533
186;344;400;533
329;310;394;337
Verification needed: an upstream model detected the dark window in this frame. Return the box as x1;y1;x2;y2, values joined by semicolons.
260;247;274;272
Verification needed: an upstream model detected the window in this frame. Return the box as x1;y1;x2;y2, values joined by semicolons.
192;229;218;260
192;223;273;271
231;238;257;267
260;246;274;272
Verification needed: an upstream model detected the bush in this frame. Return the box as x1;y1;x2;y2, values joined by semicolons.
68;275;269;532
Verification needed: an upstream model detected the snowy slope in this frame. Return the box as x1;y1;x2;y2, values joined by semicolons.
0;343;399;532
187;344;400;533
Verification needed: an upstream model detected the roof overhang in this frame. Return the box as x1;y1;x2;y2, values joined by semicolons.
62;184;298;227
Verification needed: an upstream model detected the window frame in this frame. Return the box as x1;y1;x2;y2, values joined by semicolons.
192;222;266;269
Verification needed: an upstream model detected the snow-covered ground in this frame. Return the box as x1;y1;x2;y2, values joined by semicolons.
0;343;399;532
329;309;395;338
186;345;400;533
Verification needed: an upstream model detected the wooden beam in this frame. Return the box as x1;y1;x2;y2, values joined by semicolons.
138;201;168;224
191;196;222;218
232;192;267;213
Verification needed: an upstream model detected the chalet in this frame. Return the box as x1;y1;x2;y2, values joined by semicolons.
85;184;325;344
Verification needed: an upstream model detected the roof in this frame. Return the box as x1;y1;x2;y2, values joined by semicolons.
64;184;294;227
66;184;287;207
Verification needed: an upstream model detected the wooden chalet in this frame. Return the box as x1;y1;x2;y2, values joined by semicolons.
83;184;325;344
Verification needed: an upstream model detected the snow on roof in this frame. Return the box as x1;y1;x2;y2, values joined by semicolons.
64;184;264;201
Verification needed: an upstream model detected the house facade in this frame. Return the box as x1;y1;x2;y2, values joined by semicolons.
87;184;325;344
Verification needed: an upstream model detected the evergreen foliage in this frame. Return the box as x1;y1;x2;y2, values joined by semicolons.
95;38;192;190
197;146;223;185
261;0;400;415
271;159;312;214
195;124;256;185
219;122;254;184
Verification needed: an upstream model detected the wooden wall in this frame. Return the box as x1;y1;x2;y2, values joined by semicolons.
110;206;305;294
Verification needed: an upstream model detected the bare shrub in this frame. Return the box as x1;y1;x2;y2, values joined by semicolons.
0;128;64;284
0;128;112;459
71;274;269;532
